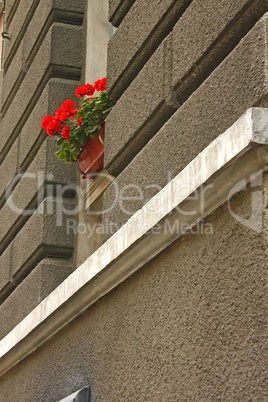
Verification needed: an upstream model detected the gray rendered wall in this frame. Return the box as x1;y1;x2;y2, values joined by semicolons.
103;0;268;237
0;0;267;401
0;184;267;400
0;0;86;336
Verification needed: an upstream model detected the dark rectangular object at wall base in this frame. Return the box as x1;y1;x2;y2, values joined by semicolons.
58;387;90;402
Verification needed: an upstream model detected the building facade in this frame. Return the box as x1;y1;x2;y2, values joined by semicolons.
0;0;267;400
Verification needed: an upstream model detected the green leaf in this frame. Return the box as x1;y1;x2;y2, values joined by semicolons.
56;137;65;146
56;150;67;160
61;141;71;150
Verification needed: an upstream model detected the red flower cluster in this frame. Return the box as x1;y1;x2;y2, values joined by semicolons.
41;99;80;137
41;78;108;141
74;78;106;98
41;115;61;136
55;100;79;121
94;77;106;92
75;83;95;98
62;125;71;140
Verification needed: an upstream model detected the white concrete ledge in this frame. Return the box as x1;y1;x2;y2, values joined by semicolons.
0;108;268;377
82;168;115;210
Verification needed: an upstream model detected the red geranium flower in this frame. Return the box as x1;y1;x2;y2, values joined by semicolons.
77;118;83;127
69;108;80;117
55;100;77;121
41;115;54;130
61;125;71;140
62;99;76;111
44;117;61;136
94;77;106;91
75;84;95;98
55;107;68;121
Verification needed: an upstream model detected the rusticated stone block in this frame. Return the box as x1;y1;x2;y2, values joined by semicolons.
172;0;268;102
0;79;78;220
3;0;85;72
0;22;83;158
4;0;16;22
103;14;268;239
0;143;47;254
0;45;23;108
108;0;136;27
0;258;73;340
3;0;33;65
0;197;77;284
105;35;177;176
53;0;86;14
105;0;268;177
1;0;85;112
107;0;192;100
18;77;80;169
0;140;18;206
0;136;78;255
0;247;15;303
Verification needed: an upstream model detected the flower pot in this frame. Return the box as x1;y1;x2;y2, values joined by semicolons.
77;123;105;179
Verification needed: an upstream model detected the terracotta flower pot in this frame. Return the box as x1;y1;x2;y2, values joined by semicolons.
77;123;105;179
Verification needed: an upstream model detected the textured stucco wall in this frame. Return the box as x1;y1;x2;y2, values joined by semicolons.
0;180;267;401
103;2;268;239
0;0;86;337
0;0;267;400
0;6;3;73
